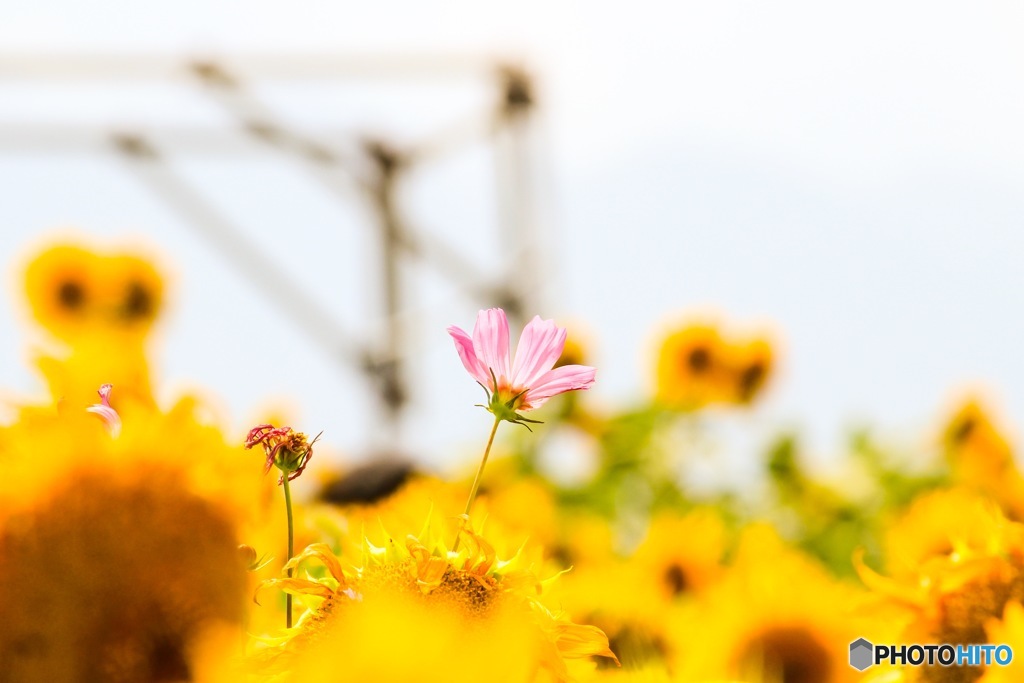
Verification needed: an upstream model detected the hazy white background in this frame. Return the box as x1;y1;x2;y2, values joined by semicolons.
1;1;1022;478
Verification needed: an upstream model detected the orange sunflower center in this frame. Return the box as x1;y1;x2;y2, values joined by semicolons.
0;466;247;683
739;626;833;683
121;280;155;321
737;361;767;400
685;345;712;374
57;278;86;312
662;562;690;596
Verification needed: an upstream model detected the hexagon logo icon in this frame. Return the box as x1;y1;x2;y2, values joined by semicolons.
849;638;874;671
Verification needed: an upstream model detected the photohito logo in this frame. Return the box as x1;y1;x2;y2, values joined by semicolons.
849;638;1013;671
849;638;873;671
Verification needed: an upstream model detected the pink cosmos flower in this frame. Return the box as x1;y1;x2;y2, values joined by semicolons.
448;308;595;423
86;383;122;437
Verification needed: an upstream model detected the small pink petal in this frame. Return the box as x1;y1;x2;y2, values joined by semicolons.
86;383;122;437
448;325;491;388
510;315;567;389
472;308;511;382
521;364;596;409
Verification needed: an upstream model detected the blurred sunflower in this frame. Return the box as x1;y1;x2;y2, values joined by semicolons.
654;321;775;408
552;510;725;672
0;412;251;682
23;241;166;408
103;251;165;332
475;471;562;554
16;243;296;646
251;522;617;682
883;488;1004;579
630;509;725;602
578;663;675;682
979;602;1024;682
860;495;1024;682
941;399;1024;520
721;335;774;405
654;322;731;408
23;243;99;341
553;512;618;568
0;387;277;682
669;525;882;683
24;241;164;338
555;560;665;672
555;327;591;370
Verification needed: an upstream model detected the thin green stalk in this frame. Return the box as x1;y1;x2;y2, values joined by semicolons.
453;415;502;552
282;475;295;629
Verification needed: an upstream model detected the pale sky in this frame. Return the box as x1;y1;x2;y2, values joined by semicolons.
1;1;1023;478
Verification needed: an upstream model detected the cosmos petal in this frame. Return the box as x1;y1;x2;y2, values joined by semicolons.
511;316;567;389
521;365;596;409
86;383;122;437
448;325;491;388
472;308;511;382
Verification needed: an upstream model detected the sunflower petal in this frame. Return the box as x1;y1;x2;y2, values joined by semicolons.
254;578;334;605
284;543;348;585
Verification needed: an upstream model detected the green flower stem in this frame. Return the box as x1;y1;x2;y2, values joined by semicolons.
282;474;295;629
453;415;502;553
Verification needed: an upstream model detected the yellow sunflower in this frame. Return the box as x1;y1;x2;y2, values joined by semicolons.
306;468;564;629
475;475;561;553
940;399;1024;520
669;524;884;683
102;251;165;333
0;413;250;682
24;241;165;339
32;335;155;417
720;335;774;405
859;495;1024;683
550;510;725;673
23;243;102;341
250;521;618;682
653;320;776;409
883;488;1006;579
654;322;732;408
555;324;592;370
554;559;664;673
630;509;725;602
312;455;561;564
309;470;466;561
979;602;1024;683
0;387;280;682
22;241;167;408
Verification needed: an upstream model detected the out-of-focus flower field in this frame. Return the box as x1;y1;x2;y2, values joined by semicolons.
2;237;1023;683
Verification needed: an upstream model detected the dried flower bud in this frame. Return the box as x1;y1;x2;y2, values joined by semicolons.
244;424;322;484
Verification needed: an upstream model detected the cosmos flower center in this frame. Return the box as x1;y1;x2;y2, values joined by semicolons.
493;377;528;407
